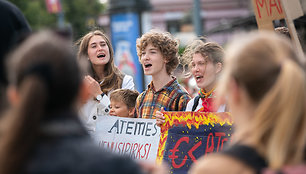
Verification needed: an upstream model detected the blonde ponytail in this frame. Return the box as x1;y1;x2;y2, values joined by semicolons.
251;60;306;169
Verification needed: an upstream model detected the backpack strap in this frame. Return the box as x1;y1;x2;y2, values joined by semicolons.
192;96;200;112
222;144;267;174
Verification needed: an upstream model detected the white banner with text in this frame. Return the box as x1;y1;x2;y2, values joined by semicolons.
93;116;161;161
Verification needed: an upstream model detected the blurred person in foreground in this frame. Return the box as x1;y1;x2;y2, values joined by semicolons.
190;31;306;174
0;30;143;174
0;0;31;112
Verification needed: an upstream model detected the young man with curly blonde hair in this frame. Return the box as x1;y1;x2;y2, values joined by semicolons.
135;30;191;119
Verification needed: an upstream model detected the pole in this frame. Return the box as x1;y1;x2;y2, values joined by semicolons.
57;0;64;28
193;0;203;36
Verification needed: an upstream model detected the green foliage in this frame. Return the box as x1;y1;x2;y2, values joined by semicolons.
62;0;104;39
8;0;104;40
178;47;185;56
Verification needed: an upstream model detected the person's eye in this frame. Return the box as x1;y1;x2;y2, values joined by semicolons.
199;61;206;66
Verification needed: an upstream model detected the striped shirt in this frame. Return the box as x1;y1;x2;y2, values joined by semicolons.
136;78;191;119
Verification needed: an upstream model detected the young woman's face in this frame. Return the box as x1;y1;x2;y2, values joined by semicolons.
191;53;220;91
110;100;132;118
87;35;110;67
140;44;167;77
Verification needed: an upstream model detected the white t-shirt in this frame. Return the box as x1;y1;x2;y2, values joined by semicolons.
79;75;134;132
185;97;226;112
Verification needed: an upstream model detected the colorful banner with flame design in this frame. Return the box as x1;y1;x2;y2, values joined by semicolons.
156;111;233;174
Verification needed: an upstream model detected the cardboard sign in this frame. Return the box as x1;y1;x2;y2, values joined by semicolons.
93;116;161;161
157;112;233;174
281;0;303;19
252;0;304;30
280;0;305;63
252;0;285;29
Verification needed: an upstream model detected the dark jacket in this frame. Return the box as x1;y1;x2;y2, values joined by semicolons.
23;112;142;174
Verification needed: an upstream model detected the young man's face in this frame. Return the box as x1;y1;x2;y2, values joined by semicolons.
140;43;167;77
191;53;220;91
110;99;133;118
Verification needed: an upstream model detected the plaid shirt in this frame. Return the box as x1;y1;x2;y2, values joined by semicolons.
136;78;191;119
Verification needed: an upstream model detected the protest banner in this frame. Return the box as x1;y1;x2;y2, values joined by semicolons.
280;0;305;63
93;116;161;161
157;112;233;174
252;0;285;30
252;0;305;63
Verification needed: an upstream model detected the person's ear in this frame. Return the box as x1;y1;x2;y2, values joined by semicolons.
7;86;19;106
215;62;222;74
128;107;136;118
163;56;169;64
78;79;90;106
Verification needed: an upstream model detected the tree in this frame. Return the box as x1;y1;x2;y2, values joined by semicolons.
62;0;105;39
8;0;104;40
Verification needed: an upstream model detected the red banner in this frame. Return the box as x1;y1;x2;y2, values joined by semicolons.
45;0;62;14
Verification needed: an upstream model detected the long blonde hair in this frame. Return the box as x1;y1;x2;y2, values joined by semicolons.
76;30;123;93
221;31;306;169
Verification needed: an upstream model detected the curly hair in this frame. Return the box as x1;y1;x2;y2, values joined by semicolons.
75;30;123;94
136;30;179;75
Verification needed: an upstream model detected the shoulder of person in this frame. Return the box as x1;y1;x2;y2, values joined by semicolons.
66;138;142;174
190;153;255;174
185;97;196;111
92;148;142;174
122;75;134;90
263;164;306;174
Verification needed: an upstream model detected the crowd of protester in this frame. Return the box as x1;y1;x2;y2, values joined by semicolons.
1;0;305;174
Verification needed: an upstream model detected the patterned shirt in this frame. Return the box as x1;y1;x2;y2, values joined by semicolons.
136;78;191;119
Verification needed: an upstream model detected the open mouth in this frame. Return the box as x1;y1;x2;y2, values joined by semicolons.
144;64;152;68
97;53;106;58
195;75;203;81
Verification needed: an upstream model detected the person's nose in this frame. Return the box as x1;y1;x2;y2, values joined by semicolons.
110;107;114;112
97;45;103;51
194;65;199;72
142;53;149;60
109;108;115;115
